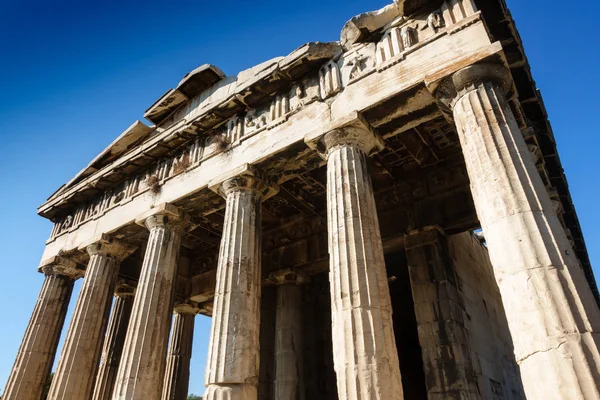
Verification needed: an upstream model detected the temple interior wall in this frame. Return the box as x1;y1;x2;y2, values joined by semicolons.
252;231;525;400
447;232;524;399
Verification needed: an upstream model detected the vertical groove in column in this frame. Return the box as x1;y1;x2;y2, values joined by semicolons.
161;311;195;400
274;283;304;400
3;273;74;400
405;228;478;398
92;291;134;400
205;182;263;400
48;251;120;400
326;142;403;400
454;80;600;399
113;215;183;400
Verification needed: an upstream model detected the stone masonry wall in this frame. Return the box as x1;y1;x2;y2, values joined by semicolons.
448;232;525;400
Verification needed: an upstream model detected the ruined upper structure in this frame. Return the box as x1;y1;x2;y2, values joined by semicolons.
5;1;600;400
38;0;598;304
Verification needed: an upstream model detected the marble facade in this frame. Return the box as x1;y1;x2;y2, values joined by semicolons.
4;1;600;399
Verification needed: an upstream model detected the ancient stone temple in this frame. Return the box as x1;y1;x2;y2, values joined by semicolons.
4;0;600;399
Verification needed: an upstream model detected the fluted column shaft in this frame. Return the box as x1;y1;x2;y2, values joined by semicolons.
449;64;600;399
48;239;130;400
92;283;135;400
3;262;78;400
324;128;404;400
112;208;185;400
405;226;478;399
205;174;270;400
274;279;304;400
162;304;197;400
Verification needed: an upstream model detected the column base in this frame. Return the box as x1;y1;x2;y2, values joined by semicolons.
204;384;257;400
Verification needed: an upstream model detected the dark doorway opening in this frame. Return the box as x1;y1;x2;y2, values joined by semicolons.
386;251;428;399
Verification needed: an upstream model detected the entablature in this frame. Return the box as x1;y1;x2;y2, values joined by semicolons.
40;2;490;255
36;0;599;306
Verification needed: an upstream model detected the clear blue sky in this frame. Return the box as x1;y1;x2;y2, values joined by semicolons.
0;0;598;396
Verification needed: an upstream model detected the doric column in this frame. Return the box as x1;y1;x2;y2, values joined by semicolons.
112;204;187;400
405;226;478;398
162;302;199;400
48;237;133;400
323;126;404;400
92;281;136;400
272;271;306;400
2;257;82;400
442;63;600;399
204;168;276;400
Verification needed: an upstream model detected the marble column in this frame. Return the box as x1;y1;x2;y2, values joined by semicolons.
92;281;136;400
444;63;600;399
323;126;404;400
2;257;82;400
273;272;306;400
204;171;274;400
405;226;478;399
48;237;133;400
112;204;187;400
162;302;199;400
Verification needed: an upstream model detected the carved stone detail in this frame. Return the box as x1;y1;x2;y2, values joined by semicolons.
427;11;445;32
400;25;418;48
319;60;342;99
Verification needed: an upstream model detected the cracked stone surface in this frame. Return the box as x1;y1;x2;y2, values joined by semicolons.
451;71;600;400
92;284;135;400
112;211;185;400
324;127;404;400
204;176;269;400
2;268;75;400
274;280;305;400
162;304;197;400
48;241;128;400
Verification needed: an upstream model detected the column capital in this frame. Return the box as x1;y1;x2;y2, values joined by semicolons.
80;234;137;261
173;301;200;315
115;279;136;298
135;203;190;232
435;62;512;111
319;117;384;158
39;255;84;280
208;163;279;201
268;269;309;286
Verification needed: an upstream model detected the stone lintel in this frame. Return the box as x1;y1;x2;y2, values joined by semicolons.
78;233;137;261
38;255;84;279
405;225;447;249
174;301;201;315
207;163;279;201
268;269;309;286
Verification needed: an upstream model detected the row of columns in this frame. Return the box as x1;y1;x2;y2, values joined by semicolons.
4;62;600;400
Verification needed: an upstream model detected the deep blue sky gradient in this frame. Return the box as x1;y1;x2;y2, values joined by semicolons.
0;0;598;396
